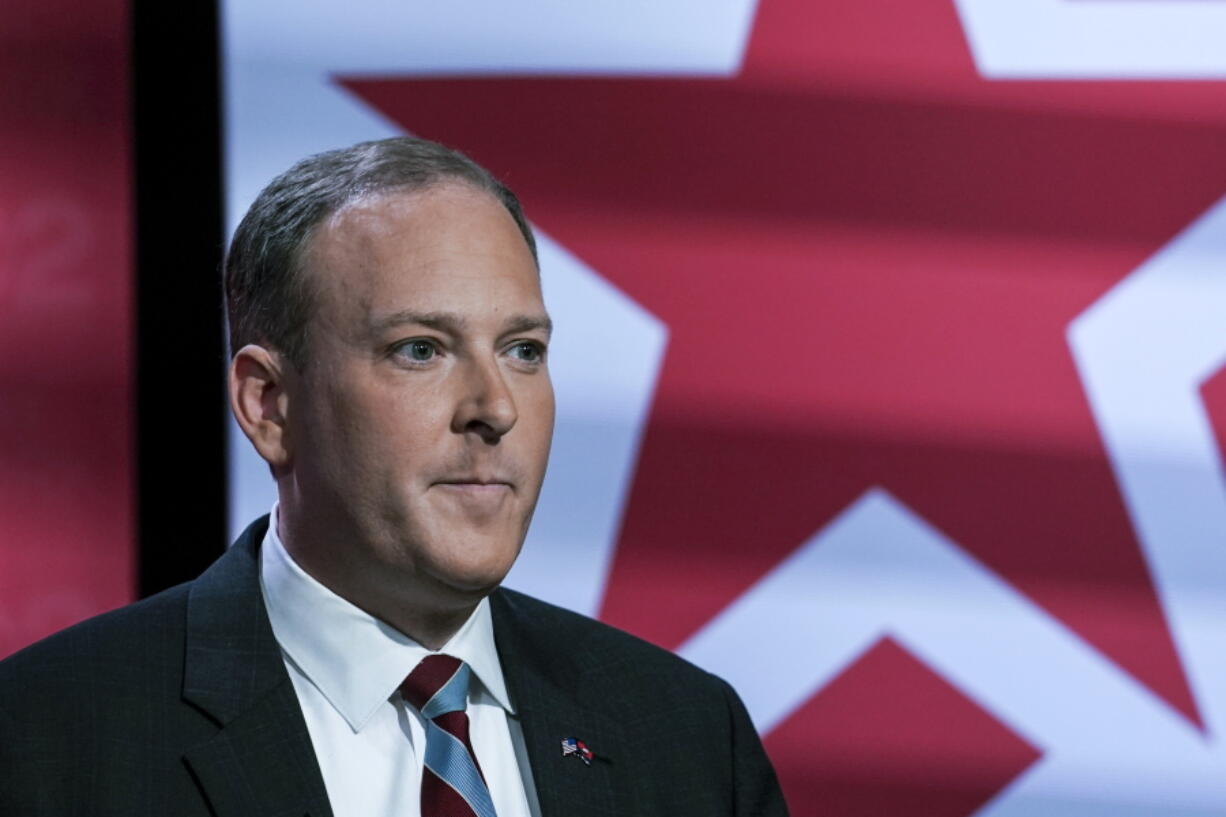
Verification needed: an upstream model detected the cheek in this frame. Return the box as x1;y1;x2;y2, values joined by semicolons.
325;376;424;437
354;389;456;477
304;380;404;478
519;384;556;464
532;381;557;437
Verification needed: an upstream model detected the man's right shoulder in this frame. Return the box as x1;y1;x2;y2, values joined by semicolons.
0;517;268;699
0;581;194;700
0;565;258;813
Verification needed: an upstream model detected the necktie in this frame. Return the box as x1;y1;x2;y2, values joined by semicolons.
400;654;498;817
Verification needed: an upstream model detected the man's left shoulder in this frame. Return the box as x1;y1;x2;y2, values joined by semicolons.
490;587;732;699
492;588;790;816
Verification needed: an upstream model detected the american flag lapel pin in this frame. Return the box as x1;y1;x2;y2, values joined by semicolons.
561;736;593;766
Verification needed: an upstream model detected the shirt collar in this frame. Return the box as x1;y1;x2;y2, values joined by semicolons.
259;504;514;732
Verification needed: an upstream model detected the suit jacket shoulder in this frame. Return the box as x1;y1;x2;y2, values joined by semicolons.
0;580;216;814
0;579;193;696
493;586;719;686
0;517;332;817
491;587;789;817
0;580;195;742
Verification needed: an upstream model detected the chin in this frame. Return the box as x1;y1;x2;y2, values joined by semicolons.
425;568;510;602
425;542;520;596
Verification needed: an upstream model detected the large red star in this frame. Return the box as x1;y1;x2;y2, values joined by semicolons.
343;0;1226;805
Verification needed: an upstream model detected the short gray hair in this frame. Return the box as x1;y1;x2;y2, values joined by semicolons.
224;136;537;366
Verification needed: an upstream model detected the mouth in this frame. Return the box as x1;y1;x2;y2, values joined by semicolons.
435;476;514;490
432;479;514;516
432;477;516;499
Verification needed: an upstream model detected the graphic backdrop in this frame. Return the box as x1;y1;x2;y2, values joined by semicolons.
225;1;1226;813
0;0;133;658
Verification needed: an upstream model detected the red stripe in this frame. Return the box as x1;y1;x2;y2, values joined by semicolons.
422;766;481;817
433;710;486;783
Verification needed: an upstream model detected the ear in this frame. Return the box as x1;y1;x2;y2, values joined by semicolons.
229;344;293;471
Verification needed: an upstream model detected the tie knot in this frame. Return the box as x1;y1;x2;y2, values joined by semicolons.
400;653;470;718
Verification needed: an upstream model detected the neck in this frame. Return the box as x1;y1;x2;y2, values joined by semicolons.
274;502;483;650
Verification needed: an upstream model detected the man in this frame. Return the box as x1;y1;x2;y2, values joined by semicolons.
0;137;787;816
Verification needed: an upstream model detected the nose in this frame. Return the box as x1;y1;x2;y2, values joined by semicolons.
452;354;518;444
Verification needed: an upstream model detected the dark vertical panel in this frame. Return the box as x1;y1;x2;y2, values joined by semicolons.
132;0;227;596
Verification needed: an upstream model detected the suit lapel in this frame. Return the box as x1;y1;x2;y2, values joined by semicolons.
180;517;333;817
511;685;627;817
492;591;629;817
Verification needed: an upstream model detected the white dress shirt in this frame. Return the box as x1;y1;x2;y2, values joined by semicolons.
259;505;541;817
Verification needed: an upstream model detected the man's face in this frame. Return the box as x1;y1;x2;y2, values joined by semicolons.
285;183;554;609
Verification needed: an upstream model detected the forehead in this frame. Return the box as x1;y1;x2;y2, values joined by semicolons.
302;184;543;330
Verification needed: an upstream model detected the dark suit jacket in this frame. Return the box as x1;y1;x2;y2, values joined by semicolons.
0;517;787;816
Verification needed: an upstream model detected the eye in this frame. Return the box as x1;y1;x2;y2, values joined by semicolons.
509;341;545;364
395;339;438;363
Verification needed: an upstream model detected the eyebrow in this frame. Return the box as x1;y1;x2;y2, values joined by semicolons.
370;310;553;338
503;314;554;338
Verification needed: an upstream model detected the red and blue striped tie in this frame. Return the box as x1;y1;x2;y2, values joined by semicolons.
400;654;498;817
